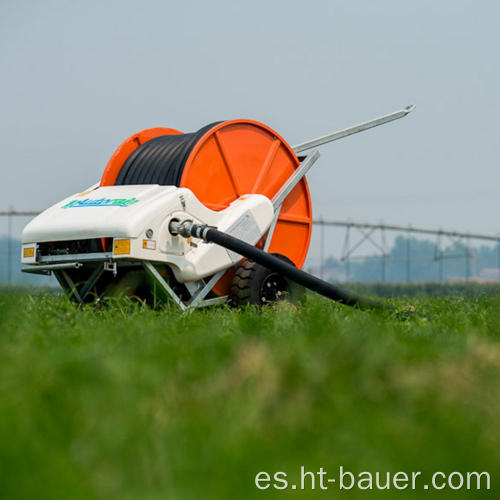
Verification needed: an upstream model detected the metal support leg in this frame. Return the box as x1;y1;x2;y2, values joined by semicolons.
342;225;351;282
193;296;228;308
187;270;226;308
465;237;471;280
497;236;500;280
406;232;411;283
142;261;186;311
79;264;105;301
381;225;387;282
58;270;84;304
7;208;12;285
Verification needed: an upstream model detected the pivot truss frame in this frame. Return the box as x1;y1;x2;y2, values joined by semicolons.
315;220;500;282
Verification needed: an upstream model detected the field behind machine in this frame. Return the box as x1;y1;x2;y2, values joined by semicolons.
0;291;499;499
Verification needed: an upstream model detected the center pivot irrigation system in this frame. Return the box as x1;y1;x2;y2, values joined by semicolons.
21;106;414;310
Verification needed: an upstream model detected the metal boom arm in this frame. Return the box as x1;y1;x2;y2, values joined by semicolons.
292;104;415;153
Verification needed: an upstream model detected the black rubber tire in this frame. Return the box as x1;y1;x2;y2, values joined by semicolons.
230;253;305;307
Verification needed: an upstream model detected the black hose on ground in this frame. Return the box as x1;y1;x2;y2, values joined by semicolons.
169;220;395;312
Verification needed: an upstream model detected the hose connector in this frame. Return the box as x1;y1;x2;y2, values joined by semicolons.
169;219;213;241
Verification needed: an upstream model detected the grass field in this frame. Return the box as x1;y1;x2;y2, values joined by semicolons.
0;291;498;499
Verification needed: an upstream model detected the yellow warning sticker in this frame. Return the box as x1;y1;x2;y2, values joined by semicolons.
113;239;131;255
23;247;35;258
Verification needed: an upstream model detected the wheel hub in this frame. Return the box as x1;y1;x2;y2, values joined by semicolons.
260;273;288;304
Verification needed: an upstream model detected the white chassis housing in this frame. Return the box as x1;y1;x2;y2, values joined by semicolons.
23;185;274;273
21;185;274;308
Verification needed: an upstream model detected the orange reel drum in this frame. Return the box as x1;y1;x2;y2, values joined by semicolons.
101;120;312;296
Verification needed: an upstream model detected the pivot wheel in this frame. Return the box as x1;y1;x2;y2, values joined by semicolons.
231;254;305;307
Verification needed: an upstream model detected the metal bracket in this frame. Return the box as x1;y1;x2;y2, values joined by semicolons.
186;270;226;308
104;261;117;276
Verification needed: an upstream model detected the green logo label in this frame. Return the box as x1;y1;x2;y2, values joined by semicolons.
62;197;139;208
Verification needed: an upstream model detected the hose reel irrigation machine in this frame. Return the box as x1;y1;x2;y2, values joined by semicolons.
22;106;414;311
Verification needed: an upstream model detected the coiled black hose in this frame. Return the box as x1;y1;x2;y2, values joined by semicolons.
115;122;222;186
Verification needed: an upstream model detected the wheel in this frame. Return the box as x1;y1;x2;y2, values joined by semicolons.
230;253;305;307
